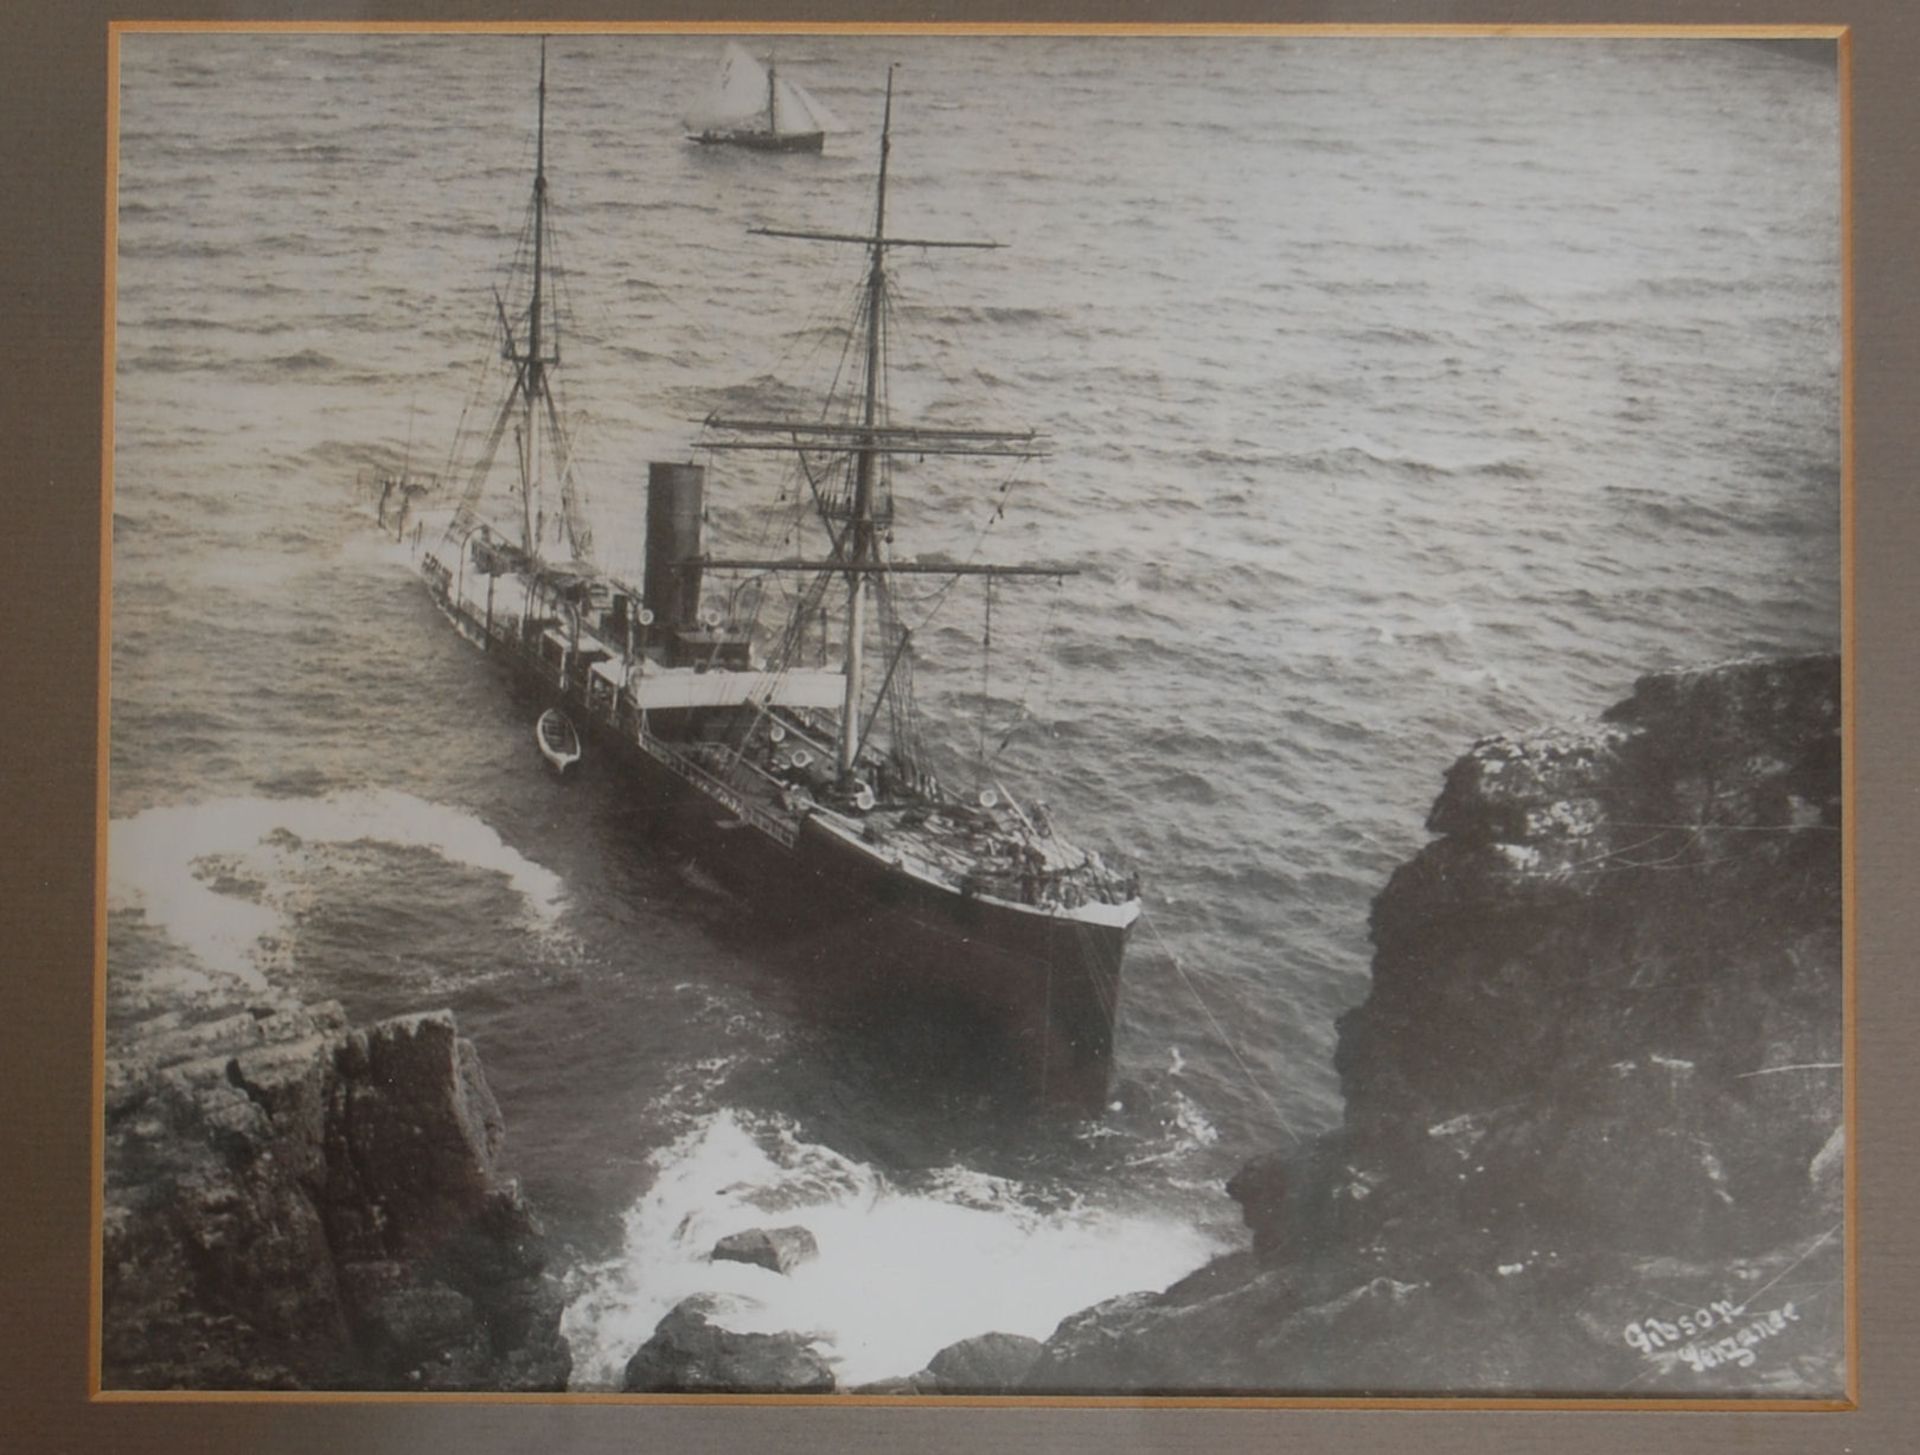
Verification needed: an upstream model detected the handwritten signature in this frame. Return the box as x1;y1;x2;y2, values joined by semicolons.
1623;1300;1801;1372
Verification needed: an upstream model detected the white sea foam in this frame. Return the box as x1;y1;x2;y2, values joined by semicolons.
108;789;566;989
560;1109;1227;1389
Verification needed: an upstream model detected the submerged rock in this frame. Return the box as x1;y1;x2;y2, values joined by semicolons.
1027;654;1845;1397
711;1225;820;1276
621;1296;835;1393
101;992;570;1391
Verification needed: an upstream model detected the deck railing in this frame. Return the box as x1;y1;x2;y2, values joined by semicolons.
630;731;800;849
440;579;799;850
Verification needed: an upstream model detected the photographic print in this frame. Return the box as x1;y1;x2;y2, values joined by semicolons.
101;26;1846;1400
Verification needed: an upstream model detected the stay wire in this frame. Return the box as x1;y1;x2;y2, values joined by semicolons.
1141;908;1301;1146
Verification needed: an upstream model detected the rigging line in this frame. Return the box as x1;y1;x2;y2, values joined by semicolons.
1079;921;1132;1039
713;267;867;563
977;578;993;779
546;202;611;371
1040;961;1053;1102
1142;909;1302;1146
851;625;914;767
796;451;848;560
893;452;1031;631
1076;930;1118;1028
1077;921;1121;1024
436;287;520;507
882;418;1038;635
540;389;590;559
729;209;870;391
434;392;482;524
777;257;868;404
742;449;795;563
820;267;869;427
441;378;524;547
991;576;1066;762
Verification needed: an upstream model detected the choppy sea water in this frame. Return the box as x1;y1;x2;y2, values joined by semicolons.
108;33;1841;1388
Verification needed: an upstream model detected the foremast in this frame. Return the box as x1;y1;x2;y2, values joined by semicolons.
445;38;588;569
518;40;551;559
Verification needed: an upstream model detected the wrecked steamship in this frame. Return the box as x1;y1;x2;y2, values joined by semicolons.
410;50;1140;1110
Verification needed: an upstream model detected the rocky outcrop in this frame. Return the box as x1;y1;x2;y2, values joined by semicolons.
621;1296;835;1393
712;1225;819;1276
1028;655;1844;1396
101;989;570;1391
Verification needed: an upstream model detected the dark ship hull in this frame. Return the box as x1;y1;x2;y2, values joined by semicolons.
689;127;825;153
425;570;1129;1113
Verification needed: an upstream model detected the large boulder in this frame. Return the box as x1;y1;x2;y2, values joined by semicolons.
920;1331;1045;1392
621;1296;835;1393
711;1225;819;1276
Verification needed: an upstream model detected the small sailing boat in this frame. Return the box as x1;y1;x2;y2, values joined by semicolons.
416;49;1140;1112
683;41;839;153
536;708;582;774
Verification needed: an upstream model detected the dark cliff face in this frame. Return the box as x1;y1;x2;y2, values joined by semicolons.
1028;655;1844;1397
102;996;571;1391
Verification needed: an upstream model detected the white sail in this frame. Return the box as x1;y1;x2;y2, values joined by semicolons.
771;75;841;135
684;42;840;137
683;42;773;133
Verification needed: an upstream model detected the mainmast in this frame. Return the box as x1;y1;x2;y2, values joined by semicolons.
838;68;896;774
702;66;1040;782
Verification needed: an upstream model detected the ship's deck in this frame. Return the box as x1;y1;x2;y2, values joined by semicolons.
428;555;1138;919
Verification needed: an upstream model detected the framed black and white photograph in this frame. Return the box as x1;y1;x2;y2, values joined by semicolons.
93;20;1851;1406
15;5;1915;1449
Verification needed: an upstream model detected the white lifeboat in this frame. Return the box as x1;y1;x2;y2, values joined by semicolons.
536;708;582;774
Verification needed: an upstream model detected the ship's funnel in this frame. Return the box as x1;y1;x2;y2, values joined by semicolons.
644;462;705;628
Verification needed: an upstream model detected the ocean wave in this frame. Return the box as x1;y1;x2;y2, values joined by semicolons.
263;348;339;374
1280;442;1538;482
1193;445;1282;468
1293;135;1361;155
1105;1081;1226;1172
119;346;223;376
1547;316;1628;337
557;1108;1226;1389
107;789;567;989
906;304;1055;330
1338;325;1447;348
118;236;244;261
128;313;275;336
1154;768;1222;806
1638;274;1749;301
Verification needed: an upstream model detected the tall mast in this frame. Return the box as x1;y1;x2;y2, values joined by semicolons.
714;67;1013;778
838;67;895;776
767;48;779;134
441;39;584;566
519;39;550;559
